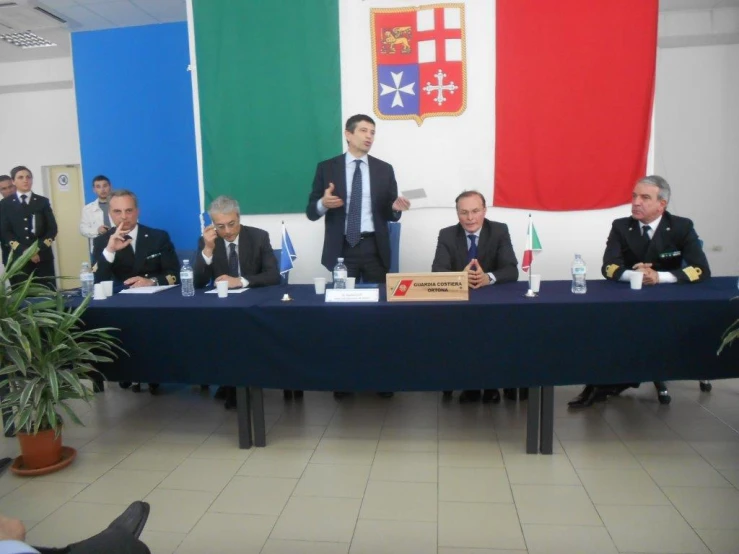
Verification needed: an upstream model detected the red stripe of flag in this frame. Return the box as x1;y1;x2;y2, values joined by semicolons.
493;1;658;211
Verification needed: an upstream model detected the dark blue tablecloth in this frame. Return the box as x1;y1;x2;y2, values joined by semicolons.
78;278;739;390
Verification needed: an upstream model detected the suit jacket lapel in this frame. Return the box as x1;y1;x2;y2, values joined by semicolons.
333;155;347;201
238;227;251;274
626;218;646;259
646;214;669;261
455;225;468;269
477;221;490;268
132;225;148;274
368;156;380;218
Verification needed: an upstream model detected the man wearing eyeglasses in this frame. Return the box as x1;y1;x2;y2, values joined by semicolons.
193;195;280;408
193;195;279;290
432;190;519;404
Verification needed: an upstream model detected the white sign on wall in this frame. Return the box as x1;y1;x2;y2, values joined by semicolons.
57;173;70;192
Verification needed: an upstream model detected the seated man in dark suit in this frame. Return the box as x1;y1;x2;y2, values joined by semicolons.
194;195;280;408
569;175;711;408
92;189;180;394
432;190;519;404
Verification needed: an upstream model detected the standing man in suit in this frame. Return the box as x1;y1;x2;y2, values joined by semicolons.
79;174;113;250
568;175;711;408
193;195;281;407
306;114;410;283
0;166;58;288
306;114;411;400
432;190;519;404
92;189;180;395
0;175;15;268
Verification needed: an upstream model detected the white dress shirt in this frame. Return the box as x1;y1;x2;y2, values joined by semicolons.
316;152;375;234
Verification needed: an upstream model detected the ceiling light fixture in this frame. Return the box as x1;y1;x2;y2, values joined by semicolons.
0;30;55;48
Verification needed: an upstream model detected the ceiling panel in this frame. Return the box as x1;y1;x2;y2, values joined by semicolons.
83;1;157;27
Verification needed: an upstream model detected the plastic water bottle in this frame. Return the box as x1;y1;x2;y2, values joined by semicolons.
180;259;195;297
333;257;348;289
80;262;94;297
571;254;587;294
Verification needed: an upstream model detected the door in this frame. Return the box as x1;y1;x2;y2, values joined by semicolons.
46;165;89;289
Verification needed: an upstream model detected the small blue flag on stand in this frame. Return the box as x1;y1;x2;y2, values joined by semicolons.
280;223;297;276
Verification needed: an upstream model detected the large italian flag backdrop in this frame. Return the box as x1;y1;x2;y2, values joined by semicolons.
192;0;657;215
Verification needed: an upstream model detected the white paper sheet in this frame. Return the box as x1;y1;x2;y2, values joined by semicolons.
204;287;249;294
118;285;178;294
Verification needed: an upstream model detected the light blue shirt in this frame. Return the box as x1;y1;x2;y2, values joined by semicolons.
0;541;40;553
316;152;374;234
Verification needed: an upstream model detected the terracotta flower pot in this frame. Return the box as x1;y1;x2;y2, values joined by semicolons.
17;428;63;469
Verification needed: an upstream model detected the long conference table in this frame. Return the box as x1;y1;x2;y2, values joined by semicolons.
78;277;739;454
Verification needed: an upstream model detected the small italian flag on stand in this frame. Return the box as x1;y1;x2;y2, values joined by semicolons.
522;214;542;273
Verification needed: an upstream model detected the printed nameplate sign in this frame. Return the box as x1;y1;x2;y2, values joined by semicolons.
386;272;468;302
325;289;380;303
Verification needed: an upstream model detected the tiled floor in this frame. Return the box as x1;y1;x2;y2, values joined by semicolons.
1;380;738;553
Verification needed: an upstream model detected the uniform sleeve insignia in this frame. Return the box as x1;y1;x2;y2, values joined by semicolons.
43;238;53;247
92;263;98;272
682;266;702;282
9;241;19;250
166;274;176;285
605;264;620;279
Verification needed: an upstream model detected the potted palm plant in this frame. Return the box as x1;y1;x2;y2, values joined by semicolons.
0;243;122;475
718;307;738;355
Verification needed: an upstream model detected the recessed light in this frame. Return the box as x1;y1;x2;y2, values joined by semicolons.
1;30;56;48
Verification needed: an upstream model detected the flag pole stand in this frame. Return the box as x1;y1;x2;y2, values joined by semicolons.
524;263;537;298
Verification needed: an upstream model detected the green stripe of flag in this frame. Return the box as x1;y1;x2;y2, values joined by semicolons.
193;0;343;214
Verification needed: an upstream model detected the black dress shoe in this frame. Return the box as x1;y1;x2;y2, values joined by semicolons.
106;501;150;539
519;388;528;401
200;384;210;392
503;388;517;401
293;390;304;399
658;389;671;405
482;389;501;404
568;385;595;408
148;383;160;395
333;391;350;399
131;383;142;393
442;390;453;400
283;389;293;400
214;386;228;400
119;381;132;389
459;390;481;403
377;392;394;398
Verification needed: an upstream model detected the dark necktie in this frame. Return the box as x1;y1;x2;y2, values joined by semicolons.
21;194;27;205
467;234;478;263
228;243;239;277
346;160;362;247
642;225;651;241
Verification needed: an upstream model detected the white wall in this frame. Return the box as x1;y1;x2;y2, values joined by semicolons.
654;44;739;278
0;58;80;187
